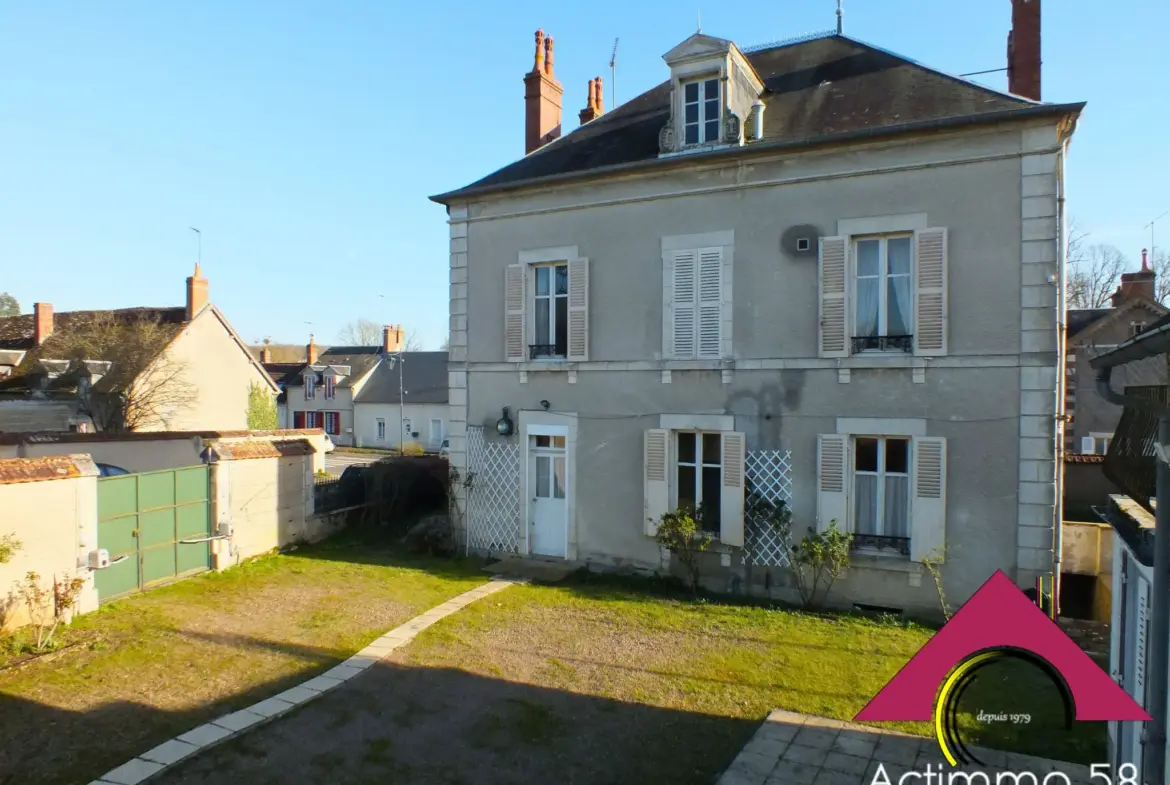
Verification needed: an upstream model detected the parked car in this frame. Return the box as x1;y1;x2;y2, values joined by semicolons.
96;463;131;477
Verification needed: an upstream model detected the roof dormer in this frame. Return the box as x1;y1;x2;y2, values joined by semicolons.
657;33;766;157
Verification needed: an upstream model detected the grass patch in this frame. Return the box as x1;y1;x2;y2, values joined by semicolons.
395;572;1106;766
0;529;489;785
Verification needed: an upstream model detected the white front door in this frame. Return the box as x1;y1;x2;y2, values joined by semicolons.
430;418;443;449
528;436;567;558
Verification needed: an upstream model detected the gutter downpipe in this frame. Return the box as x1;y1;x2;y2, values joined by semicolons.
1095;354;1170;785
1052;141;1067;617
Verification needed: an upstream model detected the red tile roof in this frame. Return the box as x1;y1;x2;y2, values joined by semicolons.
0;454;99;485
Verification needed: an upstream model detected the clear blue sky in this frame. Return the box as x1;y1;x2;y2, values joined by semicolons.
1;1;1166;349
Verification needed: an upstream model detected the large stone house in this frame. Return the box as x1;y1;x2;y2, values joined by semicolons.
433;2;1084;614
0;265;278;433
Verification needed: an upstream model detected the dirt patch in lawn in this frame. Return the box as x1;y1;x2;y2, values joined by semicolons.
0;531;488;785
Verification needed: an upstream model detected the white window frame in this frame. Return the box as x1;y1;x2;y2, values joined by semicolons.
304;374;315;400
323;374;335;400
671;430;722;534
531;261;569;360
850;435;912;555
682;76;721;146
376;418;386;440
1131;321;1147;337
1090;432;1113;455
403;418;413;439
324;411;339;436
305;411;322;429
852;233;915;350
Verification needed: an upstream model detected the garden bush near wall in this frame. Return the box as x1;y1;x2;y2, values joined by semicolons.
360;456;449;529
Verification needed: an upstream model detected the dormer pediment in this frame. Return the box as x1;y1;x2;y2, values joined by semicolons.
662;33;733;66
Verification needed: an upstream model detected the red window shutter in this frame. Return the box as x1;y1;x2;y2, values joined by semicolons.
294;411;305;428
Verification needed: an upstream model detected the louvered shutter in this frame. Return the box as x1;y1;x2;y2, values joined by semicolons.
910;437;947;563
644;429;670;535
671;250;697;358
818;237;849;358
720;431;746;547
817;434;848;533
1134;577;1150;707
505;264;526;362
293;411;305;428
914;228;948;356
567;258;589;361
697;248;723;359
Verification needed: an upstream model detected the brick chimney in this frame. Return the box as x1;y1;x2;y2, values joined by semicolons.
1007;0;1041;101
1111;249;1156;306
260;347;272;363
307;334;319;365
34;302;53;345
524;29;564;154
186;263;209;321
578;77;605;125
383;324;405;353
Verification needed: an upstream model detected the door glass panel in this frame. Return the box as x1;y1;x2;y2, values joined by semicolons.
535;456;550;498
553;457;566;499
701;433;721;465
677;432;696;464
677;465;696;510
535;266;550;296
551;435;565;448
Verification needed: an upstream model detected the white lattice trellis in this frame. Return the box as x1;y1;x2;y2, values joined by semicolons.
744;449;794;567
465;425;521;554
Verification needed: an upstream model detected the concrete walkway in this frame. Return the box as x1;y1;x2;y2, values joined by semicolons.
89;576;523;785
719;710;1095;785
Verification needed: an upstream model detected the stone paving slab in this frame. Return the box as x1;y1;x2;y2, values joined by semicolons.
89;577;523;784
717;709;1095;785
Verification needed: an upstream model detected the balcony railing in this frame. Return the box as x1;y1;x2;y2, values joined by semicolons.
851;534;911;556
851;334;913;353
529;344;564;360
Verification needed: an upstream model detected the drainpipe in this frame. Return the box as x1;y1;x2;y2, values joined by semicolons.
1052;142;1067;617
1095;362;1170;785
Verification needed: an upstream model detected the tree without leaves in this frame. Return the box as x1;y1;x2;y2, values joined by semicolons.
36;312;197;432
1152;248;1170;305
0;292;18;317
1067;243;1128;309
337;318;421;351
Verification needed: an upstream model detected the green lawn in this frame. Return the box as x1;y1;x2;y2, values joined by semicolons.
0;531;489;785
393;572;1107;766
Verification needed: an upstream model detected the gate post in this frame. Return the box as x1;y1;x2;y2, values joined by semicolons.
206;455;233;572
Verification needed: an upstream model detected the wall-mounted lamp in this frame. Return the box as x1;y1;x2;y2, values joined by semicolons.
540;400;550;411
496;407;514;436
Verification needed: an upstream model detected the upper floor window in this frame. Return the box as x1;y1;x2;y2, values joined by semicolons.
324;375;335;399
854;235;914;353
531;263;568;360
1131;321;1148;337
683;78;720;145
304;374;315;399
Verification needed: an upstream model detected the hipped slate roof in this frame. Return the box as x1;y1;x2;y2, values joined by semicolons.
282;347;386;389
432;34;1084;203
354;352;448;405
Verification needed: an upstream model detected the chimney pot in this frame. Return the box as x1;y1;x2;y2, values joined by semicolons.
260;347;272;363
524;28;564;154
383;324;405;353
186;263;209;321
34;302;54;346
1143;248;1149;271
1006;0;1041;101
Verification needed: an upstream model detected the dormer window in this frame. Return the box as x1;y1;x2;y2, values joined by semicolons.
324;375;335;399
304;374;316;399
683;78;721;145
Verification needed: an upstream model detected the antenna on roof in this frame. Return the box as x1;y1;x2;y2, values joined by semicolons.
610;38;619;106
697;8;702;33
836;0;843;34
189;226;201;265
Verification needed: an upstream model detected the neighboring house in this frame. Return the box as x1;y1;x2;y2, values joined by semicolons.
433;3;1084;614
1065;249;1167;456
258;357;303;429
0;265;278;433
352;351;449;450
275;326;448;449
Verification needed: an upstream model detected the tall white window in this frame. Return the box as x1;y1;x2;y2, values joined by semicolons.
854;235;914;351
683;78;721;145
674;431;722;532
324;375;335;399
376;418;386;440
304;374;315;399
852;436;911;553
532;263;568;359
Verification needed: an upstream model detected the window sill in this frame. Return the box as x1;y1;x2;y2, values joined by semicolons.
849;550;917;573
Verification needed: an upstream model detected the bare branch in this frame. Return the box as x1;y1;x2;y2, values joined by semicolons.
1067;243;1127;309
337;318;382;345
1152;248;1170;305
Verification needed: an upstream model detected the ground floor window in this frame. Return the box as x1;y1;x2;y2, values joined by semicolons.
852;436;910;553
674;430;721;532
376;418;385;440
296;411;324;429
323;411;341;436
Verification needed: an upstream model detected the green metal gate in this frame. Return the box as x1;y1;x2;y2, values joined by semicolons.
95;465;213;602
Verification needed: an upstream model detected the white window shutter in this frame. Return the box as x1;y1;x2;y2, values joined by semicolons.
1080;436;1095;454
697;247;723;359
816;434;848;533
644;429;670;535
914;228;948;356
910;436;947;563
1135;578;1150;704
504;264;526;362
671;250;697;358
720;431;746;547
567;258;589;362
818;237;849;358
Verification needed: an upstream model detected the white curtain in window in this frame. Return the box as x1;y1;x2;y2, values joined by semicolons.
884;475;910;537
856;281;879;337
854;474;878;534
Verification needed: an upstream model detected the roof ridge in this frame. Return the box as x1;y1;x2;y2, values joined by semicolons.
741;29;837;53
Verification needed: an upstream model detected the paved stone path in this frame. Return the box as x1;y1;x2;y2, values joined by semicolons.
88;576;523;785
719;710;1095;785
